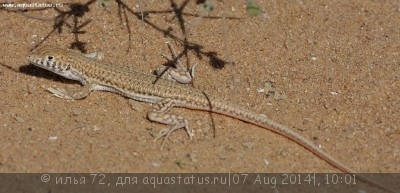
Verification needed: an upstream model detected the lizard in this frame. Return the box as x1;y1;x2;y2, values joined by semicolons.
26;45;396;193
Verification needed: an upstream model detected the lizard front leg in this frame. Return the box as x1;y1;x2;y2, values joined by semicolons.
47;83;95;100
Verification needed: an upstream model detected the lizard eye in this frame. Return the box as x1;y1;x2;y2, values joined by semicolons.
45;55;56;68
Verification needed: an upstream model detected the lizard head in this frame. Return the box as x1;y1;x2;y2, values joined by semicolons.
27;46;86;84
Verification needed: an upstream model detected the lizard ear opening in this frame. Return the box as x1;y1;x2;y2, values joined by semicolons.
65;64;71;71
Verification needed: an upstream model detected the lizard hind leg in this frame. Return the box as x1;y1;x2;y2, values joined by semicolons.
147;98;194;150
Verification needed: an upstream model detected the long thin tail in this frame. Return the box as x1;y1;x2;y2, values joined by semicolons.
253;116;397;193
205;100;396;193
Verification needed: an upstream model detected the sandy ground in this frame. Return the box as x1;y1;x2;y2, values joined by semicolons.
0;0;399;191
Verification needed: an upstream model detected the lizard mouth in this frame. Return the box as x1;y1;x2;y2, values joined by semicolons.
26;55;40;65
27;54;61;71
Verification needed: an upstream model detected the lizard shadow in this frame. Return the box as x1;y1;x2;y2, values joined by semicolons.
20;64;80;85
